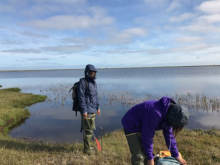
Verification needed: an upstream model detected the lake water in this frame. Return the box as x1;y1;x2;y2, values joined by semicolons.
0;66;220;143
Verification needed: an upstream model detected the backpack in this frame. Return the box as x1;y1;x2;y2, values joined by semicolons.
156;157;180;165
69;78;89;116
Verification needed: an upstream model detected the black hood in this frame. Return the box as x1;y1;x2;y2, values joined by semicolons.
166;103;189;127
84;64;97;81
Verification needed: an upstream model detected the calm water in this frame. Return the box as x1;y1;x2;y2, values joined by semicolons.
0;66;220;143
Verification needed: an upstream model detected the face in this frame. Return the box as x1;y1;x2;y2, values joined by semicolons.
89;71;96;78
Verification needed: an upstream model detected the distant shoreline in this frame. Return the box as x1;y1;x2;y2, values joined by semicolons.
0;64;219;72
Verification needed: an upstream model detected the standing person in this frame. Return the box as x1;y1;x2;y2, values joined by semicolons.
121;97;189;165
77;64;101;155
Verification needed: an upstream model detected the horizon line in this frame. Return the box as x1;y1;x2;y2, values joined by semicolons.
0;64;219;72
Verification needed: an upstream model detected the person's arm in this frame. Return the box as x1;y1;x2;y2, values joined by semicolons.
142;113;161;160
77;79;87;117
163;128;179;158
96;82;100;115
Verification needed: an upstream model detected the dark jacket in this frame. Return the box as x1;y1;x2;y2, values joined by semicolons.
121;97;179;160
77;64;99;114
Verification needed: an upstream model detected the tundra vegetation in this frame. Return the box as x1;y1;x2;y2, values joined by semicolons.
41;83;220;112
0;85;219;165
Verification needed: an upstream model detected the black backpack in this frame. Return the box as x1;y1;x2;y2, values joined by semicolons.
69;78;89;116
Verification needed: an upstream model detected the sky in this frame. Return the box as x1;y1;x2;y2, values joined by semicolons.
0;0;220;70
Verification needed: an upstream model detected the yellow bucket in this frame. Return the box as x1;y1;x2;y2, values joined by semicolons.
159;150;182;159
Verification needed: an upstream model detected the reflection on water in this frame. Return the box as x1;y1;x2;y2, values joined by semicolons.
0;66;220;143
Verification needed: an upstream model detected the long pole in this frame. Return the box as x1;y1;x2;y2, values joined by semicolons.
92;131;101;151
100;127;104;150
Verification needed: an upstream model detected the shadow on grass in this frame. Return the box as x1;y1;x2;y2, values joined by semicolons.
0;139;79;153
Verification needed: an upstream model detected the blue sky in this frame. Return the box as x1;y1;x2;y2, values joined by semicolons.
0;0;220;70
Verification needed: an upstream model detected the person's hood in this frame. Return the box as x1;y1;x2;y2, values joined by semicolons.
159;97;175;119
158;97;176;129
84;64;97;81
166;104;189;127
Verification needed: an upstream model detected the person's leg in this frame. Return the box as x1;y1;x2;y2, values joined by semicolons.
125;132;145;165
82;114;95;154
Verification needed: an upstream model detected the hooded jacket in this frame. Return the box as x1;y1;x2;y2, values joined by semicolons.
77;64;100;114
121;97;179;160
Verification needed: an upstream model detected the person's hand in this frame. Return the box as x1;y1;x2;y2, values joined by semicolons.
176;157;187;165
147;159;154;165
97;110;101;115
83;113;87;118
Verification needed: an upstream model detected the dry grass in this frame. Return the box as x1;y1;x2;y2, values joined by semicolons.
0;129;219;165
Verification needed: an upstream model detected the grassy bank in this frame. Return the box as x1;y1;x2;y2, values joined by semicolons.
0;86;219;165
0;86;47;133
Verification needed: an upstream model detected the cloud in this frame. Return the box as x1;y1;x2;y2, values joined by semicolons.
34;0;85;4
197;0;220;14
0;24;6;29
0;5;14;12
105;27;148;45
2;48;41;53
198;14;220;23
41;45;90;53
35;62;62;65
104;28;148;44
1;39;21;45
21;5;59;16
144;0;167;7
104;50;121;54
62;27;148;45
166;0;181;12
62;37;100;45
27;58;49;61
1;45;89;54
7;0;28;6
110;43;214;55
146;49;168;55
20;31;49;38
175;36;204;43
24;7;114;30
177;1;220;33
179;22;220;33
5;0;87;15
169;13;196;22
133;16;152;26
22;3;85;16
24;15;114;30
171;43;211;52
117;28;147;38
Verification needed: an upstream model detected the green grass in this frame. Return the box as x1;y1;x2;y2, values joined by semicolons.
0;87;47;133
0;87;219;165
0;87;21;92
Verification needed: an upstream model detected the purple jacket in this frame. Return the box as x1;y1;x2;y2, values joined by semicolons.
121;97;179;160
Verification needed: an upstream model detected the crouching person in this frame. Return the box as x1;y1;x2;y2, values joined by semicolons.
77;64;101;155
121;97;189;165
